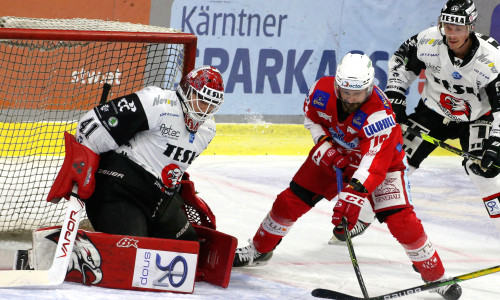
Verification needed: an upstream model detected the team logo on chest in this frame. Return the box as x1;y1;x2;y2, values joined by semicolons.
328;126;358;149
438;93;472;121
161;164;182;188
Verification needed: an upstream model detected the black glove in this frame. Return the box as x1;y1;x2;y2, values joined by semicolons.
385;91;408;124
469;136;500;178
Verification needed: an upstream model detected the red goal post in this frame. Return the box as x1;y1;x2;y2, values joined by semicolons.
0;16;197;232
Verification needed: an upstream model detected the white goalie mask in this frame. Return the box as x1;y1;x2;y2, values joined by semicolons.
176;66;225;133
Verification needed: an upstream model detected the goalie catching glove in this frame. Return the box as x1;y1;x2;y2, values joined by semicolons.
47;132;100;203
311;136;348;172
331;179;368;231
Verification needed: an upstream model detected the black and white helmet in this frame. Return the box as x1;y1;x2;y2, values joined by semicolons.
439;0;478;33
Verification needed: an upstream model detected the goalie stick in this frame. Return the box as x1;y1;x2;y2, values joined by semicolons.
311;264;500;299
401;124;500;169
0;185;84;287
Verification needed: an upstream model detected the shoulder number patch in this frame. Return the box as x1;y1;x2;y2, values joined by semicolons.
363;115;396;137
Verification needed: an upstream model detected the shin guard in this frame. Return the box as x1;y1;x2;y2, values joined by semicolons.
253;188;312;253
402;234;444;281
385;208;445;281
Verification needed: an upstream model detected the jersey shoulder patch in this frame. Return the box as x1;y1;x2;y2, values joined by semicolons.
309;77;335;111
373;86;391;110
476;32;500;50
362;111;396;138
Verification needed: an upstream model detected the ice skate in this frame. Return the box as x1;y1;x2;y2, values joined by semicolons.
329;220;370;244
412;264;462;300
233;240;273;267
432;282;462;300
15;249;33;270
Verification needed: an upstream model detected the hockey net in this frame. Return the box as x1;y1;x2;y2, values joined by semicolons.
0;16;197;232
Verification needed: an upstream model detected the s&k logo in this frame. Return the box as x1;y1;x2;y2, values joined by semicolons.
153;254;188;288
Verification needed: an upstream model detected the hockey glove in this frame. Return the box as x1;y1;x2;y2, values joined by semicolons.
470;136;500;178
47;132;100;203
385;90;408;124
332;186;368;231
311;136;348;172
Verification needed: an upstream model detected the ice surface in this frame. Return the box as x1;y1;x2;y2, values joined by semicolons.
1;156;499;300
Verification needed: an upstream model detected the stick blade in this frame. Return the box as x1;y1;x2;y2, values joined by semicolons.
312;288;362;300
0;270;52;287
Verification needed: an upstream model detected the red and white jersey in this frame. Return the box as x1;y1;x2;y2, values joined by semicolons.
75;86;216;188
304;76;406;193
387;26;500;124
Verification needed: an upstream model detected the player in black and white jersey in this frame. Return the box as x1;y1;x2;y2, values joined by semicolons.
60;66;224;241
384;0;500;228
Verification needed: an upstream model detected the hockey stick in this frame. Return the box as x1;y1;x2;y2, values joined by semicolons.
401;124;500;169
99;83;112;105
0;185;84;287
335;167;369;299
312;264;500;299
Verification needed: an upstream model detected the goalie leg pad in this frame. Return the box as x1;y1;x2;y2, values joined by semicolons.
385;208;444;281
47;132;100;202
31;225;237;290
253;187;312;253
33;226;200;293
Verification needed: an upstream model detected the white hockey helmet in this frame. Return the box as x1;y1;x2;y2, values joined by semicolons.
176;66;224;133
334;53;375;102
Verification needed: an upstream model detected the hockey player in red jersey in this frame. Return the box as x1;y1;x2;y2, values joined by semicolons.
233;53;461;300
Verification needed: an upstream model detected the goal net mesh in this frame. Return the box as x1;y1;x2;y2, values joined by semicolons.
0;16;196;232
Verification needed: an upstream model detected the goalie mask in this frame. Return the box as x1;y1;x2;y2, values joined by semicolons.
438;0;477;35
177;66;224;133
334;53;374;114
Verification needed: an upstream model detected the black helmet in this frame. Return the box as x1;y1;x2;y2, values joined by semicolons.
439;0;478;26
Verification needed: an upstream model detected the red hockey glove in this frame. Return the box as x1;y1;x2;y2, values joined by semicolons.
47;132;100;203
332;187;368;231
311;136;347;172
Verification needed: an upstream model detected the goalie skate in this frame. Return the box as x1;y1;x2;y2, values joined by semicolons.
15;250;33;270
233;240;273;267
328;220;370;244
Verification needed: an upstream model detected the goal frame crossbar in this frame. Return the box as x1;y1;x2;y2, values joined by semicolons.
0;27;197;79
